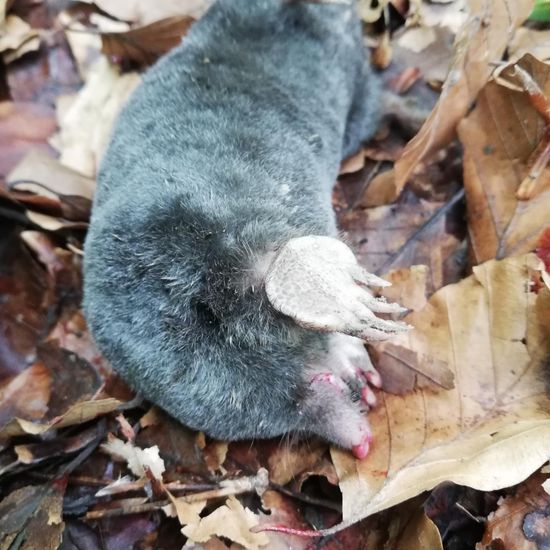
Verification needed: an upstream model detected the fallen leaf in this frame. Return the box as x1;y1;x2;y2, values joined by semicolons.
0;483;66;548
0;397;121;439
397;27;437;53
392;507;443;550
101;15;195;65
509;27;550;64
0;14;39;63
83;0;212;25
0;101;56;178
0;362;52;426
182;495;269;549
53;56;140;177
340;193;465;293
267;439;329;486
380;265;429;312
478;473;550;549
331;254;550;527
164;488;206;526
102;433;166;480
9;149;95;201
395;0;534;189
458;54;550;263
14;423;101;465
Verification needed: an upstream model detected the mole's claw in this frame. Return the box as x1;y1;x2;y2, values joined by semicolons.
359;294;408;314
264;235;410;342
350;265;391;288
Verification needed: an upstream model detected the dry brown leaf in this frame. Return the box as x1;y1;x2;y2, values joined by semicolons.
53;57;140;178
101;433;166;480
458;55;550;263
83;0;212;25
340;195;464;293
509;28;550;64
101;15;195;65
393;508;443;550
0;397;121;439
182;495;269;549
331;254;550;527
164;488;206;526
0;101;56;177
380;265;429;312
57;13;103;81
0;15;39;62
25;211;88;231
418;0;467;33
8;149;95;201
477;474;550;549
0;483;65;548
397;27;437;53
267;440;329;486
0;362;52;426
395;0;533;189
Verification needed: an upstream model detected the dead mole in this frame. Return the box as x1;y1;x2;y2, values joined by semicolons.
83;0;408;459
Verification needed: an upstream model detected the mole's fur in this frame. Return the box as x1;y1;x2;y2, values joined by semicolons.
84;0;398;454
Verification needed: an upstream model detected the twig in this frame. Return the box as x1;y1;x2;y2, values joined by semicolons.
513;65;550;124
271;482;342;513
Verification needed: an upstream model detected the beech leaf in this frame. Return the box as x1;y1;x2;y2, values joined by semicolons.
332;254;550;525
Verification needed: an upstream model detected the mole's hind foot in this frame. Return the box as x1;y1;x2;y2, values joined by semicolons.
322;333;381;407
265;235;410;340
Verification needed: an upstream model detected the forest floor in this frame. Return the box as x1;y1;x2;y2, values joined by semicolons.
1;0;550;548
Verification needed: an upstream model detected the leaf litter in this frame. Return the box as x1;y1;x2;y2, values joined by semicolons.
0;0;550;548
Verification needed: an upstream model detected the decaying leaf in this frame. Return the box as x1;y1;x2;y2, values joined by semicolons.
478;473;550;549
0;362;52;427
331;254;550;527
0;14;39;64
0;397;121;439
340;194;465;293
101;433;166;480
509;27;550;64
380;265;429;312
458;54;550;263
82;0;212;25
0;101;56;177
0;483;66;549
52;57;140;178
395;0;534;188
9;148;94;199
101;15;195;65
182;495;269;549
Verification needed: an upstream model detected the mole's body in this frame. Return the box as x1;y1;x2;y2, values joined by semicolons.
84;0;406;458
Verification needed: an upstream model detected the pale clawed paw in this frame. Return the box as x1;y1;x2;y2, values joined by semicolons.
265;235;411;340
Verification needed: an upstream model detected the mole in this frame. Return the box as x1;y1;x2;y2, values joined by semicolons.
83;0;409;459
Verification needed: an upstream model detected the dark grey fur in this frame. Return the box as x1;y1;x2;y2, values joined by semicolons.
84;0;379;445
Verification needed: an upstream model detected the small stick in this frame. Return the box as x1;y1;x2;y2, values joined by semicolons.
513;65;550;125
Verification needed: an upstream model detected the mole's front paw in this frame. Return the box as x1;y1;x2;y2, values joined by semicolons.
265;236;410;340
